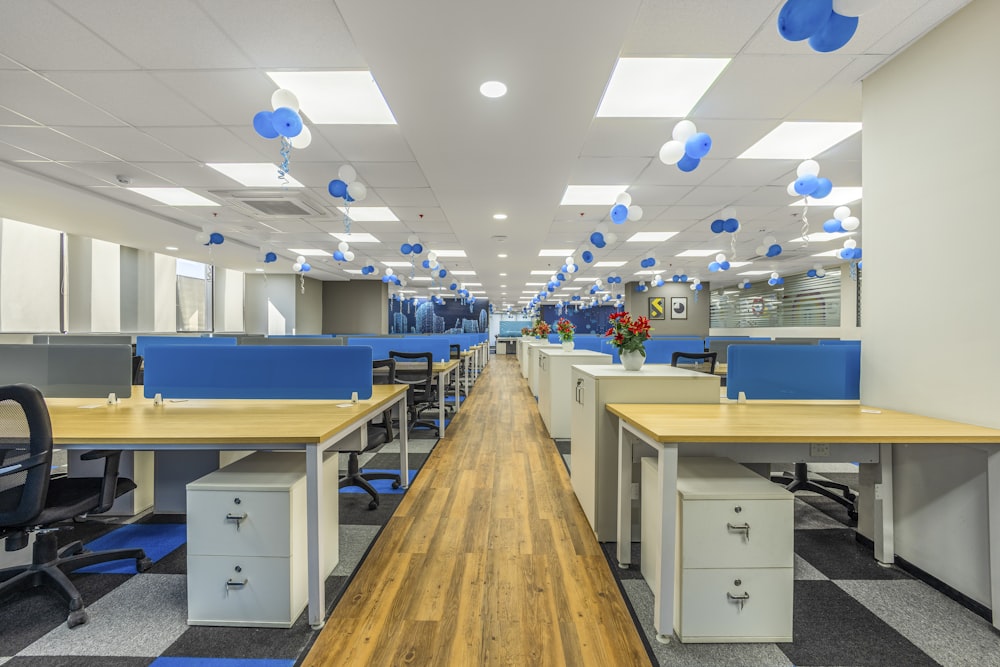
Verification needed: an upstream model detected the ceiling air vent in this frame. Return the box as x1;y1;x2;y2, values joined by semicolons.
214;190;328;219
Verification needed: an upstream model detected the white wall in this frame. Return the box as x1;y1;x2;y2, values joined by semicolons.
294;276;323;334
0;218;61;332
245;274;296;335
861;0;1000;606
67;235;121;332
215;268;245;333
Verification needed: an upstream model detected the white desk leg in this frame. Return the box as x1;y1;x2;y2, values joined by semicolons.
988;446;1000;630
306;443;326;628
453;367;460;412
438;369;447;438
399;393;410;489
654;443;678;644
874;443;895;565
616;420;632;568
464;359;471;396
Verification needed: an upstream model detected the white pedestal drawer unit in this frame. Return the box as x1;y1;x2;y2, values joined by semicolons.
642;456;793;643
536;348;611;439
186;451;340;628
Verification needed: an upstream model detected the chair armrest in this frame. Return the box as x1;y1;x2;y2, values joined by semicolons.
80;449;125;513
0;451;49;478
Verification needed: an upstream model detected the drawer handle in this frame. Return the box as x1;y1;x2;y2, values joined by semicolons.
226;512;248;531
727;522;750;542
575;379;584;404
727;591;750;612
226;578;248;589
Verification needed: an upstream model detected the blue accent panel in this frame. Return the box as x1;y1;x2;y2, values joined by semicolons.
347;337;452;363
150;658;295;667
79;523;186;574
136;335;236;358
726;344;860;400
597;338;705;364
819;339;861;346
567;336;606;353
340;469;416;495
144;346;373;400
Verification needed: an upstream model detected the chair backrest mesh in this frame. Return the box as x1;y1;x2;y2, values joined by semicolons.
0;385;53;526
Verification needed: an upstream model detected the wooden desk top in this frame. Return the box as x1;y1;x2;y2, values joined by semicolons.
433;359;461;373
46;384;408;446
606;402;1000;445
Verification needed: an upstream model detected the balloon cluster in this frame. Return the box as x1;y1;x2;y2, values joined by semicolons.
708;253;731;272
359;265;377;275
806;264;828;278
327;165;368;204
739;278;752;289
195;231;224;246
639;256;658;269
777;0;874;53
650;274;666;287
822;206;860;233
839;239;862;261
710;214;740;234
755;235;783;258
786;160;834;199
609;192;643;225
399;241;424;256
253;90;311;182
381;267;402;286
292;255;311;273
635;282;649;293
768;272;785;286
333;241;355;263
256;249;277;264
560;255;580;275
689;278;704;292
671;274;690;283
659;120;712;172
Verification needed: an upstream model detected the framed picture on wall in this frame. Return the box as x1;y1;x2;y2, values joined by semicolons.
670;296;688;320
647;296;666;320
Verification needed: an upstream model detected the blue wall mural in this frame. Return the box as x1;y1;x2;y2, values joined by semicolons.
539;305;616;335
389;298;489;334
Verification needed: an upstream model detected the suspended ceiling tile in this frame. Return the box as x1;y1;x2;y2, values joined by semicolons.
0;105;41;126
580;118;672;158
570;157;651;184
0;126;114;161
130;161;247;188
621;0;776;57
634;158;725;186
0;70;124;127
626;184;698;207
314;125;415;162
54;126;187;162
700;158;796;188
154;70;279;126
14;160;113;187
376;187;439;208
141;127;269;163
353;162;428;189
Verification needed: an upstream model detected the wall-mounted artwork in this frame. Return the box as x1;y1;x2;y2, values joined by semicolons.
670;296;688;320
389;298;489;334
647;296;666;320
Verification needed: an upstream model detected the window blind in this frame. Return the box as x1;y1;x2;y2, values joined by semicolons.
710;270;841;328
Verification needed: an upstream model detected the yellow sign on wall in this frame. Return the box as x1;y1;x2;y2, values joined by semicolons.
648;296;665;320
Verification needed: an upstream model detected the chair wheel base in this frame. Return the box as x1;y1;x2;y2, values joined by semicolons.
368;500;379;511
391;480;401;489
137;557;153;572
67;608;88;628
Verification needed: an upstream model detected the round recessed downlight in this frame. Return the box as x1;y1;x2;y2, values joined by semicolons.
480;81;507;98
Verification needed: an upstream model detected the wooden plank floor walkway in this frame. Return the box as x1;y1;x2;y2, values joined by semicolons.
303;355;651;666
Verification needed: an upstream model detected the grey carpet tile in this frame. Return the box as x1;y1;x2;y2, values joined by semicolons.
778;580;940;667
380;439;439;455
148;544;187;575
796;494;856;527
0;573;132;655
332;524;381;576
19;574;188;658
3;658;152;667
339;489;404;526
795;497;850;530
795;554;828;581
795;529;911;581
162;611;316;661
620;580;795;667
836;579;1000;667
602;541;644;580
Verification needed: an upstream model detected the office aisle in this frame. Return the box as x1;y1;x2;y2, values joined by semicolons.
303;356;652;666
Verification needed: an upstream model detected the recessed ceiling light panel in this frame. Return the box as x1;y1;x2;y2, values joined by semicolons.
738;122;862;159
560;185;630;206
128;188;219;206
207;163;303;188
596;58;730;118
267;71;396;125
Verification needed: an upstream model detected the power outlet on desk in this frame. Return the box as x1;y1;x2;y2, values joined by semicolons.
810;442;830;457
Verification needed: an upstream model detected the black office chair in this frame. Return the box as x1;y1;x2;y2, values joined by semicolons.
771;464;858;520
670;351;718;375
339;360;402;510
0;383;151;628
389;350;439;437
131;355;144;385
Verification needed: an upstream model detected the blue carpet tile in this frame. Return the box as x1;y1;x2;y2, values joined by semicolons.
79;523;188;574
339;468;416;495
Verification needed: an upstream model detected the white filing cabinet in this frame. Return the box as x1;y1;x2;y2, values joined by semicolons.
570;364;719;541
537;349;611;439
642;457;793;643
527;343;561;396
186;451;340;628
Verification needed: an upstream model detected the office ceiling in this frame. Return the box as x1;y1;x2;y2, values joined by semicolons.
0;0;970;308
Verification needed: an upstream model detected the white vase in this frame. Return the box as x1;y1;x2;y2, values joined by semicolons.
561;340;575;351
620;349;645;371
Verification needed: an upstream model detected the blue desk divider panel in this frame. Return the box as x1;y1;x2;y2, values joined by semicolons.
136;335;236;358
346;337;452;364
567;336;606;353
818;339;861;347
144;345;373;400
726;344;860;400
239;336;345;346
0;344;132;398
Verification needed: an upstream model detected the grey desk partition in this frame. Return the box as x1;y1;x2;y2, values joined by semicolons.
238;336;346;345
709;338;824;364
0;344;132;398
33;334;133;346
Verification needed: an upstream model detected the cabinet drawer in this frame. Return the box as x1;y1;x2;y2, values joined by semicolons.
681;499;792;569
187;488;297;558
678;567;792;642
187;554;304;628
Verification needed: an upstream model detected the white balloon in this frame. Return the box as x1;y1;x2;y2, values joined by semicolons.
430;261;439;270
605;232;617;244
756;245;767;256
692;278;701;285
615;193;632;206
271;88;300;111
338;241;349;252
763;235;776;247
658;140;686;165
771;272;780;279
715;253;727;263
627;205;643;222
654;274;662;282
844;239;857;249
834;206;851;221
195;232;210;244
841;217;860;231
292;262;302;272
816;269;826;277
347;181;367;201
399;278;407;287
797;160;821;178
787;181;799;197
672;120;697;142
596;222;609;234
832;0;878;17
566;264;577;274
338;165;357;183
428;251;438;262
690;283;697;291
385;267;394;276
344;250;355;262
565;255;574;265
407;235;419;245
550;274;558;282
289;124;312;149
296;255;306;264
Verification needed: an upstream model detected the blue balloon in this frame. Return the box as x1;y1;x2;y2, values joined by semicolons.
777;277;784;285
768;244;783;257
547;286;555;293
807;269;817;277
582;250;594;263
328;179;348;198
794;175;819;196
679;274;688;283
411;243;423;254
264;251;277;263
777;0;833;42
439;269;447;278
852;248;862;259
709;262;720;272
333;250;345;261
685;132;713;159
400;243;412;255
610;204;628;224
677;154;700;172
270;106;303;138
710;219;725;234
840;248;853;259
345;193;355;203
812;177;833;199
595;239;607;249
672;275;681;282
721;261;730;270
253;111;279;139
590;232;605;246
695;284;703;291
209;232;224;245
449;282;458;290
809;11;859;53
723;218;740;233
301;263;311;272
557;273;566;281
823;218;844;233
768;278;777;286
421;259;431;269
